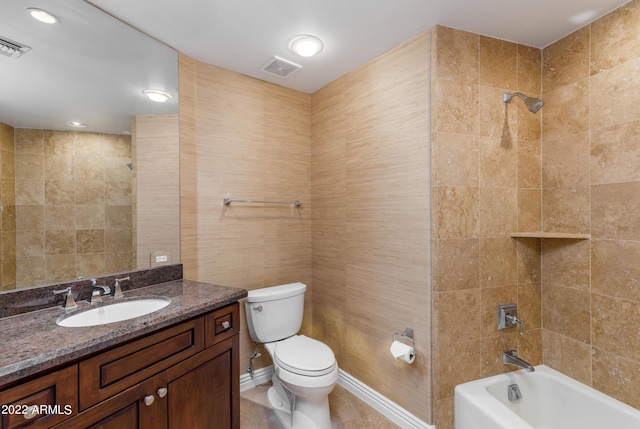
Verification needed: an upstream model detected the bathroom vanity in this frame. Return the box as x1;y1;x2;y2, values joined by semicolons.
0;268;247;429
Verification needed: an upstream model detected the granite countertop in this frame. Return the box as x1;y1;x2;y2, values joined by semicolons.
0;279;247;387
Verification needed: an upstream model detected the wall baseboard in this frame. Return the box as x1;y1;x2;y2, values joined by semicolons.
239;366;434;429
240;366;274;392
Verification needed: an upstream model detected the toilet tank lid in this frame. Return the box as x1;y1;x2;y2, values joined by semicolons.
246;282;307;303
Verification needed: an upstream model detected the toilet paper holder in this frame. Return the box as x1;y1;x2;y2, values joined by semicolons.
393;327;414;348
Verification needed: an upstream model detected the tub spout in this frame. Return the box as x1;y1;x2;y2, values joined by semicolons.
503;350;535;372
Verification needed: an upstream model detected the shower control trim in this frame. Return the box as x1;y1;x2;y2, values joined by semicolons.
497;303;525;334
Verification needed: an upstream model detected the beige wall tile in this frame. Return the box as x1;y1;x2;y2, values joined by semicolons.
592;182;640;240
435;340;481;400
543;26;590;92
591;120;640;184
434;26;478;83
592;294;640;357
517;139;541;189
479;136;517;187
542;186;590;233
438;289;480;344
541;80;589;141
542;330;591;385
517;189;541;232
592;239;640;302
436;133;478;187
590;58;640;130
434;80;479;135
435;238;479;291
76;229;105;254
516;238;541;284
542;132;589;188
479;188;517;237
541;239;590;291
479;36;517;89
517;45;542;95
542;283;591;343
436;186;479;238
44;130;75;155
592;348;640;409
14;129;43;154
518;282;541;330
479;237;518;288
45;230;75;255
590;1;640;75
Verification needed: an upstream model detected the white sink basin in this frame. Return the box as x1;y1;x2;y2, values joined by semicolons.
56;297;171;327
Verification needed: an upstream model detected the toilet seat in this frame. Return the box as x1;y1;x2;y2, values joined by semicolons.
274;335;336;377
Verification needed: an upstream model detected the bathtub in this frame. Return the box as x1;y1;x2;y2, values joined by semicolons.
454;365;640;429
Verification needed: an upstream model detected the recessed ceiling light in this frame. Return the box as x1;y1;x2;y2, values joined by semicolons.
27;8;59;24
142;89;172;103
288;35;324;57
67;121;87;128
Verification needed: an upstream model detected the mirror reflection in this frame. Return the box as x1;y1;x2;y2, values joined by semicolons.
0;0;179;291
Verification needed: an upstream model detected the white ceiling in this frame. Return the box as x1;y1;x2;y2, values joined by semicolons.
90;0;630;93
0;0;630;134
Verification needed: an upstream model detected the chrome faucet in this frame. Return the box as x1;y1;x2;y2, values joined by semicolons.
502;350;535;372
53;286;77;310
113;276;130;299
90;279;111;304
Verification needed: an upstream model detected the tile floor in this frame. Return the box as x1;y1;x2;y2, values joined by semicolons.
240;383;400;428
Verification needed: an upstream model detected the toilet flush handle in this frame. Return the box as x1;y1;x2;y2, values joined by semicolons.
253;305;263;312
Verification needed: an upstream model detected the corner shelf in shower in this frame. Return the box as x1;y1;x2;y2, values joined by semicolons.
510;232;591;239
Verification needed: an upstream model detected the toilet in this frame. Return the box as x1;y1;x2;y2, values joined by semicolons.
245;282;339;429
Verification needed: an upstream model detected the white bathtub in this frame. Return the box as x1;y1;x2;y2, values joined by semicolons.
454;365;640;429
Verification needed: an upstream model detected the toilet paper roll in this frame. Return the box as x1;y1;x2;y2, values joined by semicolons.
390;340;415;364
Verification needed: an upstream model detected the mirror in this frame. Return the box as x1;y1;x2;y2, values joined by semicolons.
0;0;179;291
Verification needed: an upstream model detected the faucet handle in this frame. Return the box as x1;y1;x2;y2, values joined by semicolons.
53;287;77;310
505;313;525;335
113;276;130;299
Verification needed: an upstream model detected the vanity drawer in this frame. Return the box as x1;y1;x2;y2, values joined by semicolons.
79;317;204;411
204;303;240;348
0;365;77;429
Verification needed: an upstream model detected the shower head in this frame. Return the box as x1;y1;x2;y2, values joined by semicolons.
503;92;544;114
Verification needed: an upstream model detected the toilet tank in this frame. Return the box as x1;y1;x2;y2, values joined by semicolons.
245;282;306;343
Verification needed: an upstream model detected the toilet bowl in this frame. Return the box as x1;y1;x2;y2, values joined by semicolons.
265;336;338;428
245;283;339;429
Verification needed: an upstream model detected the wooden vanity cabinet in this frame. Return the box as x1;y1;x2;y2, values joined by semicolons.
1;302;240;429
0;366;77;429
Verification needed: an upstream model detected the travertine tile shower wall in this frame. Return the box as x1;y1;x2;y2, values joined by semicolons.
431;25;543;429
541;0;640;410
12;129;134;288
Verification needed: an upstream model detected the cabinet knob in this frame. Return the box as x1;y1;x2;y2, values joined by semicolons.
23;405;38;419
144;395;155;406
157;387;168;398
221;320;230;329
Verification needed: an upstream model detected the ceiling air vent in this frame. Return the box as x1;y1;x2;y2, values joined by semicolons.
0;36;31;58
260;56;302;78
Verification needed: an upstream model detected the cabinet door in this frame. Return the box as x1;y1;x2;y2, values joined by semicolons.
166;336;239;429
0;365;77;429
52;377;166;429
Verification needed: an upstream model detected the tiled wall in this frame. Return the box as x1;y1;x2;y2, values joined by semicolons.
0;122;16;290
431;25;543;429
178;55;313;371
541;0;640;409
13;129;134;288
310;32;432;422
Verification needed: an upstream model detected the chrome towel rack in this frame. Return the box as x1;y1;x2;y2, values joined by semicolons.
223;198;303;207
